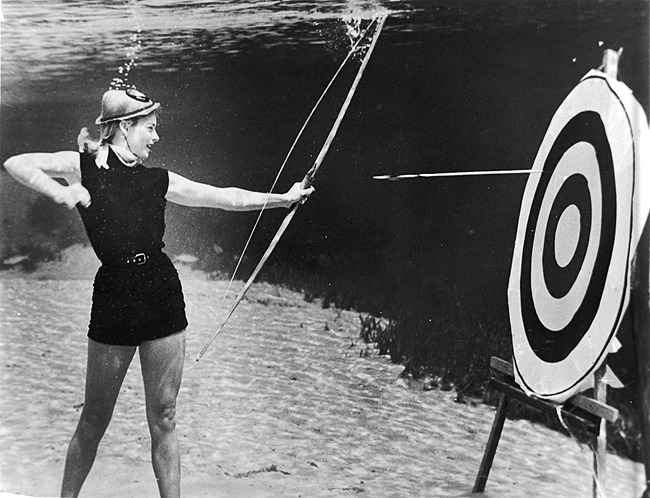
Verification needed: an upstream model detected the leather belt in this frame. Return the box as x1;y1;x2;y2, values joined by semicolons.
125;253;149;266
104;252;161;268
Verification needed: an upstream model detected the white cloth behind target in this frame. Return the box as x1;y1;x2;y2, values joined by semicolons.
508;69;650;402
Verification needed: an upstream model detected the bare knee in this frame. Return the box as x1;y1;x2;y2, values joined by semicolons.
147;401;177;437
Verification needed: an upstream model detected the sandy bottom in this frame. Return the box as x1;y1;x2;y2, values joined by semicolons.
0;262;645;498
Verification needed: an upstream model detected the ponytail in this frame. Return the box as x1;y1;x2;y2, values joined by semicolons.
76;122;121;156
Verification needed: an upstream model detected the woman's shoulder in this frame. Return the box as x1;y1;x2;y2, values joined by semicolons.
141;165;169;176
139;165;170;192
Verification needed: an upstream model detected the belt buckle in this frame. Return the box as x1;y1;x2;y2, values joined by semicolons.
132;253;147;265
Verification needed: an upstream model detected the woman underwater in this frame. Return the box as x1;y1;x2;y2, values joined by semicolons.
3;88;314;498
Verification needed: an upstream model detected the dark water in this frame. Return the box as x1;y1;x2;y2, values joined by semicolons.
1;0;648;324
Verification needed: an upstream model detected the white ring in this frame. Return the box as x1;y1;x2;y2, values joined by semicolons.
530;142;601;331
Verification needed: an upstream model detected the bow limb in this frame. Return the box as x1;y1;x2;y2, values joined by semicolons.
196;202;301;361
302;13;387;187
196;14;387;361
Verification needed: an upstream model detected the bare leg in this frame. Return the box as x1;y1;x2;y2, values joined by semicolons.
139;331;186;498
61;339;136;497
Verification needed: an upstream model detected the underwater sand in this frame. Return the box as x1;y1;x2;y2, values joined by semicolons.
0;252;645;497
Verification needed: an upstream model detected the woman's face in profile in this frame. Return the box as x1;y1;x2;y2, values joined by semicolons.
124;113;159;160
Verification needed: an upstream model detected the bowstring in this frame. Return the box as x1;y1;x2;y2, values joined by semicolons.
206;16;382;335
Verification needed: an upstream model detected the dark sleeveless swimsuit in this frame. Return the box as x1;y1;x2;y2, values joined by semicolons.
77;148;188;346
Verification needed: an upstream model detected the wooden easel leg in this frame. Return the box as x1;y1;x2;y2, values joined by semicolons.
593;365;607;498
473;392;509;493
632;217;650;498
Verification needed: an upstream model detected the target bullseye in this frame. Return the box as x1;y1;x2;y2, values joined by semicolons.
555;204;581;269
509;73;635;401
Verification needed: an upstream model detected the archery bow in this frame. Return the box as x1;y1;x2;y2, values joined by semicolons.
196;14;387;361
207;15;386;330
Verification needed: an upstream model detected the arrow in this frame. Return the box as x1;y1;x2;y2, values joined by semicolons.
373;169;543;180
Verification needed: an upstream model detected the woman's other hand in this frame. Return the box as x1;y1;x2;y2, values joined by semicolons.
58;183;92;209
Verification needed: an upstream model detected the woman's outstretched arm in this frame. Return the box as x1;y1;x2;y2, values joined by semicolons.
166;171;313;211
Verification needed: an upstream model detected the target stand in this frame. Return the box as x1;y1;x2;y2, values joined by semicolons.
473;49;648;496
472;356;618;495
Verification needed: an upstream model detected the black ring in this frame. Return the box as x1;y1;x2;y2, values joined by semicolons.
542;173;592;299
519;111;617;363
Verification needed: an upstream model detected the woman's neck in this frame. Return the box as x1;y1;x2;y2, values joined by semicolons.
108;140;141;167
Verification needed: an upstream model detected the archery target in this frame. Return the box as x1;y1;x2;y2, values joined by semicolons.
509;73;635;401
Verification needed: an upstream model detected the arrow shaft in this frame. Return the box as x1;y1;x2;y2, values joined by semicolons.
373;169;543;180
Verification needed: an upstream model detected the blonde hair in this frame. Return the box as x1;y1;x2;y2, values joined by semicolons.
77;112;158;156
